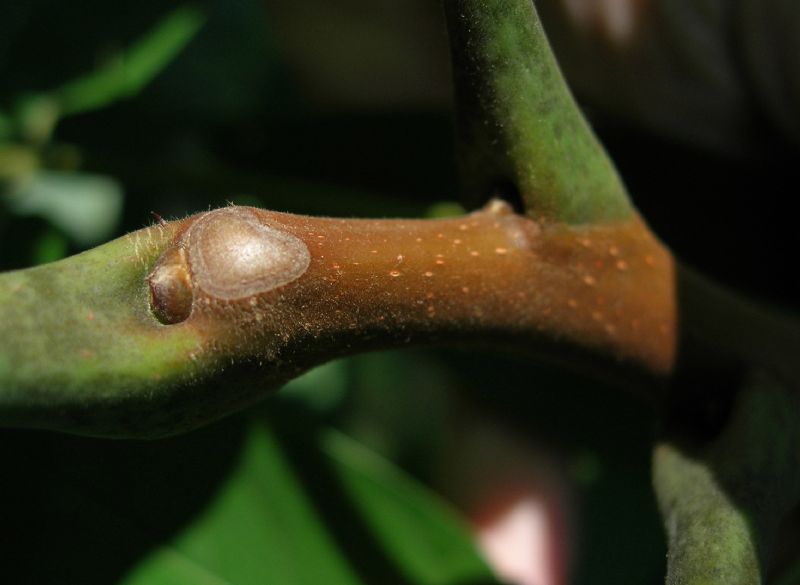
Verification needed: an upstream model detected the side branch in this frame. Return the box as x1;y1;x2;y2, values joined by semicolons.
444;0;632;223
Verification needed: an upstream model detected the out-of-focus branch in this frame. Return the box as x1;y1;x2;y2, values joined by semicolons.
654;372;800;584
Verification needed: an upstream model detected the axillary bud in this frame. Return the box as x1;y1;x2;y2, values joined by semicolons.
147;207;311;324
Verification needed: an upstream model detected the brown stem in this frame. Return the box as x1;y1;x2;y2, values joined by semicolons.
151;201;676;396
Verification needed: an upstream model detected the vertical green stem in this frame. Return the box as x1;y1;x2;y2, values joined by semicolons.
444;0;633;223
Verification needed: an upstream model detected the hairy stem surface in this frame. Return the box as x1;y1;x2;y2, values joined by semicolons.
445;0;632;222
0;202;674;437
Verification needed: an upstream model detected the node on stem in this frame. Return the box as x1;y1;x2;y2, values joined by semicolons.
147;207;311;324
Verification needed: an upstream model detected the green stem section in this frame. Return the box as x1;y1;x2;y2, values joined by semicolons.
444;0;633;223
654;373;800;584
0;223;222;437
654;443;762;585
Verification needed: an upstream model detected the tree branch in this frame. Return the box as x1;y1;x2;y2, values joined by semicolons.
0;201;675;437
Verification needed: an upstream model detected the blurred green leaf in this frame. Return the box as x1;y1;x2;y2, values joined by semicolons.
0;110;13;142
31;227;68;265
55;5;205;118
345;352;452;470
120;421;362;585
5;169;123;245
120;416;497;585
14;94;60;145
322;429;497;585
280;360;350;415
0;144;38;181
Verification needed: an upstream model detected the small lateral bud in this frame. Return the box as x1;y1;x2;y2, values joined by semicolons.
146;207;311;325
483;198;516;216
147;247;193;325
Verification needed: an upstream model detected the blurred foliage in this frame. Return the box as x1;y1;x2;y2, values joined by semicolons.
0;349;667;585
0;4;204;251
0;1;798;584
119;411;499;585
